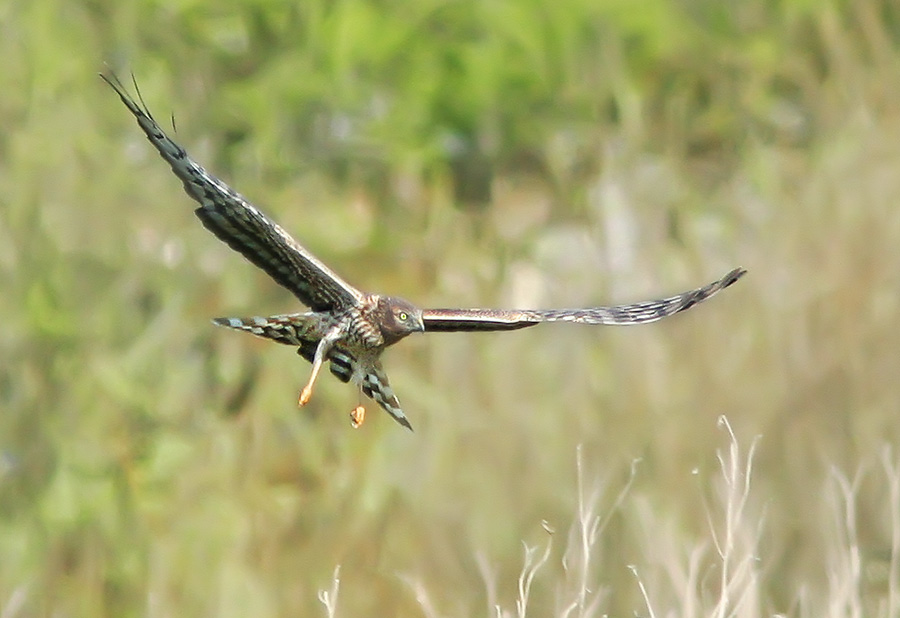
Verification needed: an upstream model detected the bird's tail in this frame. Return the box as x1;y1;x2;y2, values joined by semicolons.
212;314;317;346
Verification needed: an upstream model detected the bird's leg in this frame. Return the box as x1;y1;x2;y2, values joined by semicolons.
298;328;342;407
349;387;366;428
298;362;323;406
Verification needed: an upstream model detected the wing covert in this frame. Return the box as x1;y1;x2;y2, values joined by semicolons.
421;308;542;332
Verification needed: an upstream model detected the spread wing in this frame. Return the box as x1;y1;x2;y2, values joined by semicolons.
101;72;364;312
422;268;745;332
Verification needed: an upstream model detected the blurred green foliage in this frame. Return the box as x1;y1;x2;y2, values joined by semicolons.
2;0;900;615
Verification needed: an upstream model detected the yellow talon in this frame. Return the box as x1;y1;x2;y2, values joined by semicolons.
299;349;327;407
350;406;366;428
298;385;313;406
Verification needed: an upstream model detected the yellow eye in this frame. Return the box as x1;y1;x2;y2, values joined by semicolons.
398;311;408;321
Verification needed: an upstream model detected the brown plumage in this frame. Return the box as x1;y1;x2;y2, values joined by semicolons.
102;72;746;431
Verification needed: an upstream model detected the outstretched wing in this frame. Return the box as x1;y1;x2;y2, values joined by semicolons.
101;72;364;312
422;267;745;332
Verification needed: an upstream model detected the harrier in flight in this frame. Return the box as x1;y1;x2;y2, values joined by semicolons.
102;73;745;431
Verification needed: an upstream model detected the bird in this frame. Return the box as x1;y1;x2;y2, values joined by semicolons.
101;72;746;431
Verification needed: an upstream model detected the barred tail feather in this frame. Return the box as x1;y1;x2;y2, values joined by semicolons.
213;315;312;346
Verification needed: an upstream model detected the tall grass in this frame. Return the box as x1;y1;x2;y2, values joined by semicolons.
386;419;900;617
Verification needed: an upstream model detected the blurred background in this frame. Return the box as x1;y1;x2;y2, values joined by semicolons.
2;0;900;615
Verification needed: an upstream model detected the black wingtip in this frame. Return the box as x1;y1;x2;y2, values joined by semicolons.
99;69;128;95
724;267;748;287
98;70;118;92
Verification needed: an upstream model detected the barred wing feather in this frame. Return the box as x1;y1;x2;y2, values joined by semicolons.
101;72;363;312
422;268;745;332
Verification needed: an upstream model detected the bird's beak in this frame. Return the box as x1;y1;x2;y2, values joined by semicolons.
416;317;426;333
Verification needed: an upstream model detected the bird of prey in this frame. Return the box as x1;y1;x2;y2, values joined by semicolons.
101;72;746;431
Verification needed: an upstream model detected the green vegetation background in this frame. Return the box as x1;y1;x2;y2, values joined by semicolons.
2;0;899;615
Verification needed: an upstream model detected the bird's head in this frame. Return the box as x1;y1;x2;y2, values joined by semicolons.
377;296;425;345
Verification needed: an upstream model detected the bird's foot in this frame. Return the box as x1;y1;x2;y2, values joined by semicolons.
298;385;313;406
350;405;366;429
